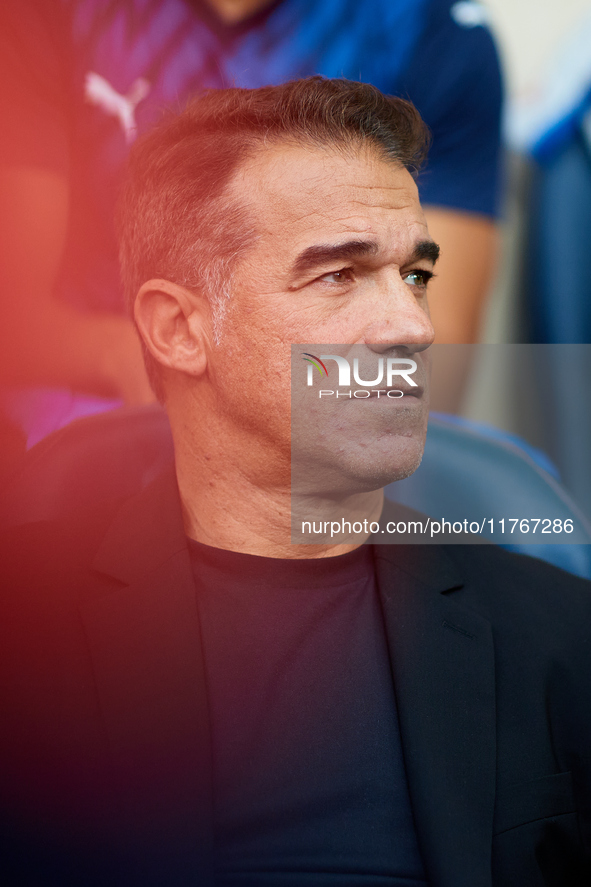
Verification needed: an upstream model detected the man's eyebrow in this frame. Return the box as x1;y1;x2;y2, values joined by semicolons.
290;240;379;278
290;237;440;279
409;240;440;266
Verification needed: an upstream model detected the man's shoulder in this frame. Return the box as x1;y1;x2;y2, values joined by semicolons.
380;498;591;604
442;542;591;647
0;495;125;594
445;540;591;600
374;507;591;647
0;466;183;600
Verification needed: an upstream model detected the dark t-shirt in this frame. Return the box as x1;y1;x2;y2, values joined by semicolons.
188;538;428;885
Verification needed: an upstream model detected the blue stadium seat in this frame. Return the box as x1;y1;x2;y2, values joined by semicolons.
386;414;591;578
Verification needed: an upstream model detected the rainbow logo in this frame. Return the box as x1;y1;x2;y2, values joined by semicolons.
302;352;329;377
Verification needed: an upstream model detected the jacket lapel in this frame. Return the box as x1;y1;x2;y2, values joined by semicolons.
79;470;215;884
375;545;496;887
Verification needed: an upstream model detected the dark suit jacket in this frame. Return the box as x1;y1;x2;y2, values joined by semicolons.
1;470;591;887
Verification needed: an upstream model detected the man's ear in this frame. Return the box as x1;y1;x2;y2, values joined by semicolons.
134;279;209;377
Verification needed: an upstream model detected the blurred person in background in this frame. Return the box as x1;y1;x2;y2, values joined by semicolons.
505;10;591;521
0;0;503;475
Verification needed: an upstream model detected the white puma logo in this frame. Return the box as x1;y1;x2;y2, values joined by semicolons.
84;72;151;143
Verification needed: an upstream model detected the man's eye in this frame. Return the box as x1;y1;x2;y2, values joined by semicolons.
403;269;433;288
318;268;354;284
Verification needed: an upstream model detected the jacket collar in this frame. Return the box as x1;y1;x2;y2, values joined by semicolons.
81;468;215;883
92;466;187;585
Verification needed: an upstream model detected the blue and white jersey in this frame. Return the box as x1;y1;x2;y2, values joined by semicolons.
0;0;503;314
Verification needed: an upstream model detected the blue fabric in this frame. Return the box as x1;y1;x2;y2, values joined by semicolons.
386;413;591;579
430;412;561;480
532;86;591;163
524;135;591;521
64;0;503;216
4;0;503;314
0;0;503;448
0;388;122;449
527;137;591;345
398;0;504;216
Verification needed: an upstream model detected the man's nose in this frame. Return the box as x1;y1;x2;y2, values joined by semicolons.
362;273;435;354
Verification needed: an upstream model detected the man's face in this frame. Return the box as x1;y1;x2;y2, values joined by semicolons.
204;140;436;492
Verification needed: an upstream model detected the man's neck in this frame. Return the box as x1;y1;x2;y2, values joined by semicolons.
168;384;384;558
176;451;383;559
